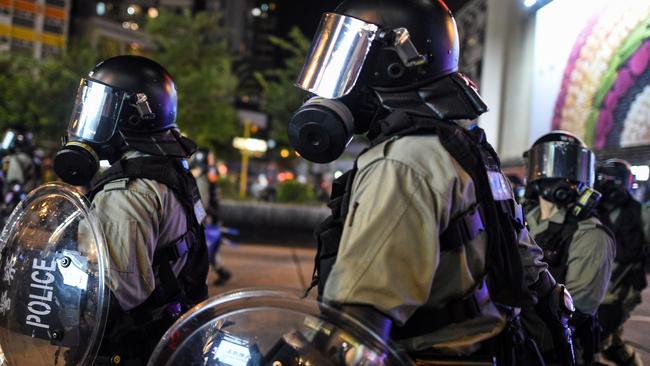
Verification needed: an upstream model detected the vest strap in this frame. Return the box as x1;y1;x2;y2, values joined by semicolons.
441;204;485;251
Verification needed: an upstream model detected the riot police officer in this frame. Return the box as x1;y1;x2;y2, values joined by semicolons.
53;55;209;364
0;127;41;193
522;131;615;365
292;1;574;363
595;159;650;366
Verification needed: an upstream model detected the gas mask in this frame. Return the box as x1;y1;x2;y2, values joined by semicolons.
53;78;156;186
289;13;432;163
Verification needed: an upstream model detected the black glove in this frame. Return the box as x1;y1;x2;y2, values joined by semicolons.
533;272;576;366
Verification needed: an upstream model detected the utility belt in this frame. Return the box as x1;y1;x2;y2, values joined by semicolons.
393;280;490;340
409;310;545;366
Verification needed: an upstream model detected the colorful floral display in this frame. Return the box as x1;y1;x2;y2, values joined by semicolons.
552;1;650;148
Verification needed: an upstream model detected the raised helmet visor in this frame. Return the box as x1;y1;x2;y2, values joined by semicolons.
295;12;379;99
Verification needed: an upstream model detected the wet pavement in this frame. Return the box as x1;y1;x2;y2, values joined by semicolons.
209;243;650;363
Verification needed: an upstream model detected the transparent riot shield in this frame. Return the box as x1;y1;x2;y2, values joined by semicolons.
148;289;414;366
0;183;109;366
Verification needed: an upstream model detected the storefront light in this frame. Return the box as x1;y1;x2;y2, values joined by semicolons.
524;0;554;11
148;7;159;18
631;165;650;182
96;2;106;15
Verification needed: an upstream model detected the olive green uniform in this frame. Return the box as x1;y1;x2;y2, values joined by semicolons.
89;151;195;311
323;135;549;354
526;206;615;315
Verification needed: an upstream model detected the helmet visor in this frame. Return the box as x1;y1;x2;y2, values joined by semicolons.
68;78;129;143
295;12;379;99
526;141;595;186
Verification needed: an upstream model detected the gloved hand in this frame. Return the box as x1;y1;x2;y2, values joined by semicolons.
534;273;576;366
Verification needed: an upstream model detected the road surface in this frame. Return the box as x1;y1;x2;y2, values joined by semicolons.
210;243;650;363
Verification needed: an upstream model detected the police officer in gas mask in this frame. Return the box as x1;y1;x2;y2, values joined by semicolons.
293;1;575;364
522;131;615;365
595;159;649;366
0;127;41;193
53;55;209;364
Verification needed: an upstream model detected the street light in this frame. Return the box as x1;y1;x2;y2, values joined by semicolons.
148;7;159;18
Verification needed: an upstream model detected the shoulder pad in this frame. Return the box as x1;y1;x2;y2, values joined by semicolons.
103;178;130;192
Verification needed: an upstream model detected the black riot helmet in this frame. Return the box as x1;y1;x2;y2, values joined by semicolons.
297;0;459;95
290;0;486;164
524;131;598;208
595;158;633;207
54;55;197;186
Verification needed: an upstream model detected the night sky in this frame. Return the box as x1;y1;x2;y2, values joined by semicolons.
277;0;472;39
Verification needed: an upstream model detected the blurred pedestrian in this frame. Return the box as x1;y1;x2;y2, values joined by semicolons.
0;127;41;193
190;148;231;285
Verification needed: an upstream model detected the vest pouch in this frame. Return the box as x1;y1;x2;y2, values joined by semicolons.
315;216;344;297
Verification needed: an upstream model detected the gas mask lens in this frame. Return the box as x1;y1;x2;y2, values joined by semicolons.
296;13;379;99
68;78;128;144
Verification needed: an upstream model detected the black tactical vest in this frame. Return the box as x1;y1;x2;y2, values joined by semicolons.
88;156;209;363
533;216;580;284
310;111;536;339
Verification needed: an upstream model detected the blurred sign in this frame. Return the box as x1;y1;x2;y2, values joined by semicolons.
232;137;268;153
237;110;268;128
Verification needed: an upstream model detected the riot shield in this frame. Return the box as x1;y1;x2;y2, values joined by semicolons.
0;183;109;366
148;289;413;366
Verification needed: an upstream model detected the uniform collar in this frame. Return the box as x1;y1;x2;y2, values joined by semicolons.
526;205;568;236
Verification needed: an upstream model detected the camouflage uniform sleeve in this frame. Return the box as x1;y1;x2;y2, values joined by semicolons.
323;158;446;325
92;178;163;311
564;222;615;314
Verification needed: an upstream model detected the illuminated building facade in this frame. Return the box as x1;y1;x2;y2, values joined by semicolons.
0;0;71;58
